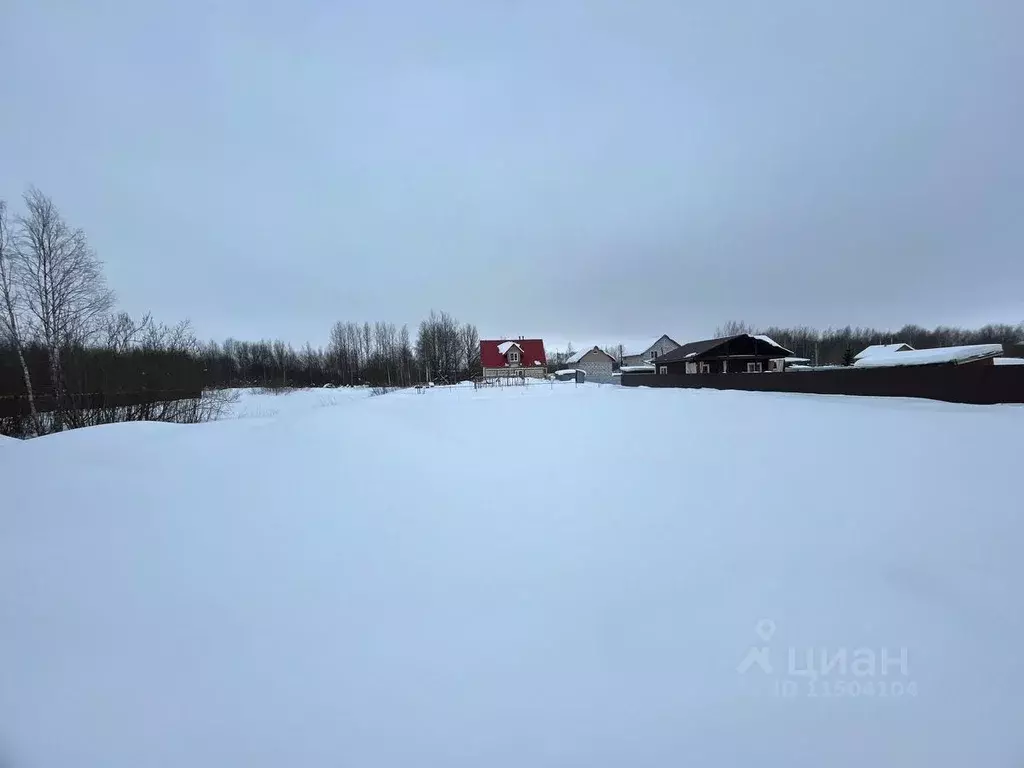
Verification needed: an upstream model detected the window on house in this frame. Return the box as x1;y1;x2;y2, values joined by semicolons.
746;361;763;373
659;365;667;375
699;362;711;374
508;350;520;363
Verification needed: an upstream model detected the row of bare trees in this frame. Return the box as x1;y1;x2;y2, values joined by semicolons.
413;311;480;383
191;313;482;391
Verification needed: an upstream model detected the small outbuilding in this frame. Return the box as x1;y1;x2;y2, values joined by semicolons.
554;368;585;382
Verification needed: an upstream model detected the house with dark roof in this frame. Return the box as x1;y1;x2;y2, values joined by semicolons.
621;335;680;367
653;334;794;375
480;338;547;379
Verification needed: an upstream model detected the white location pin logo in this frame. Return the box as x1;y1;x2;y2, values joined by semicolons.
755;619;776;642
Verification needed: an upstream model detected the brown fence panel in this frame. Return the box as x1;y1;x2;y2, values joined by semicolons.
621;365;1024;405
0;388;204;418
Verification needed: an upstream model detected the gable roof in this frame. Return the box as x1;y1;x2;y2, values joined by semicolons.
480;339;547;368
643;334;680;353
657;333;794;364
853;344;1003;368
854;343;915;361
564;346;615;365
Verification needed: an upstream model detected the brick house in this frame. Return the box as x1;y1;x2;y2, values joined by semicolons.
563;346;616;383
621;335;680;367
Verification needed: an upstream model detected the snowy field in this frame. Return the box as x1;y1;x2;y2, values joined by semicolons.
2;383;1023;766
224;385;381;420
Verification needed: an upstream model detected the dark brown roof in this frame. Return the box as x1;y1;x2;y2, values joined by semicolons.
657;335;739;363
657;333;794;364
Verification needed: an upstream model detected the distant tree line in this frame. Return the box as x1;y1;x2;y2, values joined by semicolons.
715;320;1024;365
194;311;480;390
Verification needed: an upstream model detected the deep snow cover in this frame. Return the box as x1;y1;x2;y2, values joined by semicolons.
2;384;1024;767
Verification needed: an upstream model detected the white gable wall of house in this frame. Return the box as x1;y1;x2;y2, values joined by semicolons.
646;335;680;361
623;335;680;366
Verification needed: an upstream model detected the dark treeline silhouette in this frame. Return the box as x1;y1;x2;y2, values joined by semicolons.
194;312;480;390
0;311;226;437
715;320;1024;365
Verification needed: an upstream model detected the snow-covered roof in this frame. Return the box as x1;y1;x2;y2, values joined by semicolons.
854;343;914;361
564;346;614;365
684;351;697;358
994;357;1024;366
554;368;584;376
619;364;656;373
853;344;1004;368
496;341;522;355
778;356;811;363
752;335;788;350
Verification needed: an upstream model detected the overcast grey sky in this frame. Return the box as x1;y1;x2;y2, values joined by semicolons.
2;0;1022;351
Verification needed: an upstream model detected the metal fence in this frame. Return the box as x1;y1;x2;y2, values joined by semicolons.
620;364;1024;405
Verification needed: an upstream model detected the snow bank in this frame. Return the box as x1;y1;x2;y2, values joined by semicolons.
994;356;1024;366
853;344;1004;368
2;386;1023;767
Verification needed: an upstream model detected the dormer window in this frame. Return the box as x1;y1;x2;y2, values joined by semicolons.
508;350;520;364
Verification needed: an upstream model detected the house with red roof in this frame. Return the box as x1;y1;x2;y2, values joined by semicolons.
480;338;547;379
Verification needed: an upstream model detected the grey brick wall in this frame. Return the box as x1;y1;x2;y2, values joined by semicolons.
573;349;615;383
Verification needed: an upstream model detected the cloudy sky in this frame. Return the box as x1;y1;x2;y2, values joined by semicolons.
2;0;1022;351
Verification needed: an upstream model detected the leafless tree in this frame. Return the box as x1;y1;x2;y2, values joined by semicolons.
460;322;480;378
0;200;42;433
715;320;753;337
103;311;154;353
398;323;413;385
14;188;114;428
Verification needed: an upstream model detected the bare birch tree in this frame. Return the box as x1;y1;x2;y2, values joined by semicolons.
15;188;114;429
0;200;42;433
